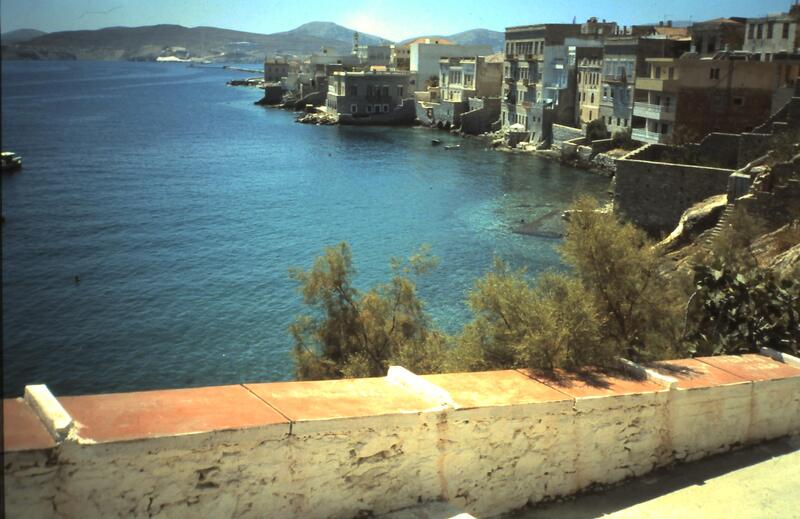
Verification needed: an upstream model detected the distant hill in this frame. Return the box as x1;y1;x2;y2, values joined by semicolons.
276;22;389;46
1;28;47;44
0;22;382;62
400;29;504;52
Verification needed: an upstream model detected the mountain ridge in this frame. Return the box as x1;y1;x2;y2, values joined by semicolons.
1;22;504;62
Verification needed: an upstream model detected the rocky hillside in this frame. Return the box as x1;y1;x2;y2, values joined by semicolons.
400;29;504;52
0;22;383;62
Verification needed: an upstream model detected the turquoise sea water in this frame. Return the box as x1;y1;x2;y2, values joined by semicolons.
1;61;608;396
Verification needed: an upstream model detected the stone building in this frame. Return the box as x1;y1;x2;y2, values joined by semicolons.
744;4;800;61
689;18;746;56
325;70;414;122
632;54;778;144
599;37;689;136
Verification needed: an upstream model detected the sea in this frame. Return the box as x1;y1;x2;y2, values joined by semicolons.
1;61;608;396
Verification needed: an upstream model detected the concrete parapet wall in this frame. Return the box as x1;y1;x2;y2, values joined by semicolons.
5;353;800;518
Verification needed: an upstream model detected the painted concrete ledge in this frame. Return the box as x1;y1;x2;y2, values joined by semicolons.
4;352;800;518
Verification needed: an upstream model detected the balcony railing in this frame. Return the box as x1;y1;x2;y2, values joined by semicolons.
633;102;675;121
632;128;670;144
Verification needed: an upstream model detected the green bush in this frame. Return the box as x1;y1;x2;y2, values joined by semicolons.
685;265;799;356
289;243;446;380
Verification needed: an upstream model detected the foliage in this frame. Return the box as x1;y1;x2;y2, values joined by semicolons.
451;262;608;372
684;265;800;356
560;196;684;362
585;118;608;142
289;243;446;380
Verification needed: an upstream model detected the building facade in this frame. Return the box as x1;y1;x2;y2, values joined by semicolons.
744;4;800;61
690;18;746;56
576;55;604;128
325;71;413;116
410;39;494;87
632;54;777;144
264;58;292;83
598;37;689;136
500;24;584;139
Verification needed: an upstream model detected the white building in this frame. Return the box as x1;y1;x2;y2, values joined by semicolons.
409;38;493;86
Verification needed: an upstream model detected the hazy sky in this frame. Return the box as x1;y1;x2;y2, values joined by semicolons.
1;0;792;41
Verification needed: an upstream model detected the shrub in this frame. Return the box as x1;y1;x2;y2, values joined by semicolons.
450;261;609;372
561;196;685;362
289;243;446;380
685;265;800;356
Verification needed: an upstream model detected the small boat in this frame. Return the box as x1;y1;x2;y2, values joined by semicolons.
431;139;441;146
443;144;461;150
1;152;22;172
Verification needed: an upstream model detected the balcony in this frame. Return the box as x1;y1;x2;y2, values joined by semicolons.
632;128;670;144
633;102;675;121
636;77;680;93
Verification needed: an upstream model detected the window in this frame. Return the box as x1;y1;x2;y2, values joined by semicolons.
707;40;715;54
733;97;744;107
382;86;389;97
668;67;675;80
351;104;358;113
590;93;595;103
383;104;389;112
397;86;404;97
589;110;593;120
783;22;790;39
348;85;358;96
710;68;720;79
757;24;763;39
366;105;373;113
748;24;755;39
767;22;774;39
655;66;662;79
661;123;669;135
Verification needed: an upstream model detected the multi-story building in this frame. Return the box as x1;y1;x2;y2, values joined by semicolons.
418;54;504;129
689;18;746;56
325;70;413;118
632;54;777;144
599;37;689;136
409;38;493;87
390;44;411;70
439;54;503;102
356;45;393;69
744;4;800;61
575;54;604;128
263;58;290;83
500;24;584;139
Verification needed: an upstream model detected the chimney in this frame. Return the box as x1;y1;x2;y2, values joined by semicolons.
659;21;664;27
667;20;673;27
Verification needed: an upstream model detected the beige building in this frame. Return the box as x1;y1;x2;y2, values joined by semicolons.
439;54;503;102
632;54;778;144
575;56;603;128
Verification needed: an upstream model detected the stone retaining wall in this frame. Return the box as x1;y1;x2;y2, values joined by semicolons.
5;353;800;518
615;144;735;235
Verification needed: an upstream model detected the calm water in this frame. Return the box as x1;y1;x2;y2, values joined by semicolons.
1;61;608;396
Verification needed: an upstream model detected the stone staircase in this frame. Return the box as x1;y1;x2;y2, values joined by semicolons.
700;203;735;251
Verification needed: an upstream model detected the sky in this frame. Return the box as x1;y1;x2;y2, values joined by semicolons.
1;0;793;41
